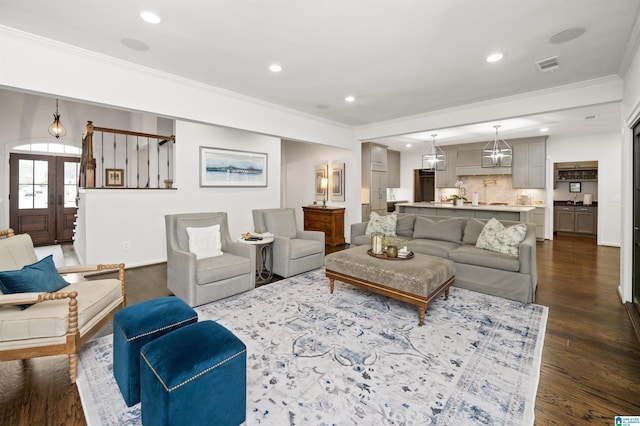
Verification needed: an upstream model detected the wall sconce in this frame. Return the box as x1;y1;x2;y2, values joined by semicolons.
48;99;67;139
321;177;328;207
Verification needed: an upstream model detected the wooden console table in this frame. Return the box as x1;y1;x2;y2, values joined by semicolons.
302;206;345;246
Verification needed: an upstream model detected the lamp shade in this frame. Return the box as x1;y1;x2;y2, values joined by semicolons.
48;99;66;138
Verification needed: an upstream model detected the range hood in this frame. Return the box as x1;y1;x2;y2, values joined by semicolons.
455;149;511;176
455;165;512;176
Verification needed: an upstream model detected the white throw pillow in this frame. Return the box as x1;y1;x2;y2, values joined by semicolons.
186;225;223;259
475;218;527;258
365;211;397;236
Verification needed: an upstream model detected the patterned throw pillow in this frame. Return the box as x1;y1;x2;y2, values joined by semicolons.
475;218;527;258
365;212;397;236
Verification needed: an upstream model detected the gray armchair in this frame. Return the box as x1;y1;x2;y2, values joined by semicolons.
165;212;255;307
252;208;325;278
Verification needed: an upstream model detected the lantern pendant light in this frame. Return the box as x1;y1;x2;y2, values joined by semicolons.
482;125;512;168
421;134;446;171
48;99;67;139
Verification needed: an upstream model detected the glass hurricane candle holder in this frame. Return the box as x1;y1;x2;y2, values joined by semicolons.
371;232;384;255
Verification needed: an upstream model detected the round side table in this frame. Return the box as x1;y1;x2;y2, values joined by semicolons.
239;236;274;285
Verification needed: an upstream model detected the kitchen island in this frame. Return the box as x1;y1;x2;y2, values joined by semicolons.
396;202;536;222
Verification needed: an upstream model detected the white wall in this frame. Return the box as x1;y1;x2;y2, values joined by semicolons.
0;90;154;229
546;132;622;246
620;27;640;303
282;140;360;242
77;121;282;266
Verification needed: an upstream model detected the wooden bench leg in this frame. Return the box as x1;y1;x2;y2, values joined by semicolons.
418;306;426;326
445;287;450;300
329;277;335;294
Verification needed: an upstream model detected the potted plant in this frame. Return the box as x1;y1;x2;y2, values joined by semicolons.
448;194;468;206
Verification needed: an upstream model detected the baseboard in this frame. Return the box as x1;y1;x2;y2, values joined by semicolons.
624;302;640;343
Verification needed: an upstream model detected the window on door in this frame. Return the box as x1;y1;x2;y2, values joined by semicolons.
10;153;80;245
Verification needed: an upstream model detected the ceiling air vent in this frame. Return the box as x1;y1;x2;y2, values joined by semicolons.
535;56;559;73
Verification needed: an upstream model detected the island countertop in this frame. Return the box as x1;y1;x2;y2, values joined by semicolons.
395;202;536;213
394;202;536;222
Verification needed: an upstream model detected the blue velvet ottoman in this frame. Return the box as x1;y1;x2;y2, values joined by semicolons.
140;320;247;426
113;296;197;406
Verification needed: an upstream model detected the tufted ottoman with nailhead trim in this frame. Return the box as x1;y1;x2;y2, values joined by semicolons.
140;320;247;426
113;296;197;406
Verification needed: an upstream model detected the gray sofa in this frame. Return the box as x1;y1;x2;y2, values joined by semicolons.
350;214;537;303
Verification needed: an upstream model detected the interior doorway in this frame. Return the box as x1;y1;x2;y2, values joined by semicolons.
9;153;80;245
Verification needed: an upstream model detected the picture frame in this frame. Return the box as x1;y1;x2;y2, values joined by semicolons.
330;162;345;202
569;182;581;193
315;164;328;201
105;168;124;187
200;146;268;187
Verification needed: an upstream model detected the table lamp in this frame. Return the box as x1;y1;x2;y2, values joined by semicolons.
321;177;328;207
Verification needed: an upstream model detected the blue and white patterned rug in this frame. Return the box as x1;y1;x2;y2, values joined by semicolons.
77;268;547;425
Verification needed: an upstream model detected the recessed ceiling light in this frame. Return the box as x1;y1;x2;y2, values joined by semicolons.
540;128;549;133
486;53;504;63
345;95;355;102
269;64;282;73
406;144;412;148
121;38;150;52
140;11;161;24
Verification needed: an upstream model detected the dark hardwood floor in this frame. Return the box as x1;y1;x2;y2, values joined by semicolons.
1;237;639;425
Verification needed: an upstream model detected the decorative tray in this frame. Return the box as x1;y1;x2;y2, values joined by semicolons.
367;249;414;260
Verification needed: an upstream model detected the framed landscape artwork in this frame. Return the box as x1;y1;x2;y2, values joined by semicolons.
315;164;328;201
200;146;268;187
330;162;345;201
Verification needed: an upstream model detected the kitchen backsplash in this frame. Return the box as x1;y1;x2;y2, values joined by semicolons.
439;175;546;205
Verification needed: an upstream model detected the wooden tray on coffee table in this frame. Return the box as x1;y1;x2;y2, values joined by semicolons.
367;249;414;260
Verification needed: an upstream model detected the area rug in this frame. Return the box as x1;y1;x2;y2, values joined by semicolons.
77;269;547;425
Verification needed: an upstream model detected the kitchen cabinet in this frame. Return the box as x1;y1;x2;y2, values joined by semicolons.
362;142;388;214
454;143;511;176
387;149;401;188
554;204;597;235
512;140;546;189
554;161;598;187
533;207;545;241
370;171;388;213
436;149;458;188
302;206;345;246
397;203;534;222
575;206;596;234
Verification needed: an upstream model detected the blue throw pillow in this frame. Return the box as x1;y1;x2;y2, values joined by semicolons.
0;255;69;309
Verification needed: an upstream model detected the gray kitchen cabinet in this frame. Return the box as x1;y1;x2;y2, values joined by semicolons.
370;171;388;213
387;149;401;188
512;140;546;189
575;206;596;234
533;207;545;240
475;210;521;221
554;205;575;232
554;205;597;235
436;149;458;188
369;143;388;167
362;142;388;214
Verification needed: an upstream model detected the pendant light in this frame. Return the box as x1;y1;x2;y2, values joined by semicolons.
421;133;446;171
48;99;67;139
482;125;512;167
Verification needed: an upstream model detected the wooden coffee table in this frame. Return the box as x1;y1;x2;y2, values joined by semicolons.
324;245;455;325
